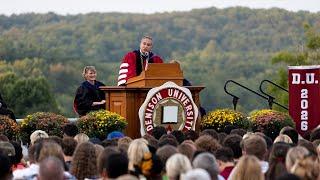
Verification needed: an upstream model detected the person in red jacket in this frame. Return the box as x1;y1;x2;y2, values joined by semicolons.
117;36;163;86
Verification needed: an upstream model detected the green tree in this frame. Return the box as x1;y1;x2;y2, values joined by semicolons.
7;77;59;118
270;24;320;111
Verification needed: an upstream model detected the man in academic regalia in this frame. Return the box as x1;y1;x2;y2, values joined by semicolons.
117;36;163;86
0;92;16;121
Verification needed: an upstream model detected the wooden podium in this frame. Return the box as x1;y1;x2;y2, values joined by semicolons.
100;63;204;138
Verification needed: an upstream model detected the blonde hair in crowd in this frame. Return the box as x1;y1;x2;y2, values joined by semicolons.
274;134;293;144
127;138;149;171
166;153;192;180
74;133;89;144
229;155;264;180
290;156;320;180
285;146;309;171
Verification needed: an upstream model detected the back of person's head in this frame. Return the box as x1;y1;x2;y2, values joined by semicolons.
143;134;159;152
152;126;167;140
241;134;267;160
217;132;227;144
310;128;320;142
158;134;178;147
215;147;234;163
285;146;309;171
195;135;221;154
74;133;89;144
94;144;104;158
290;156;320;180
89;137;102;145
297;139;317;156
127;138;149;170
116;174;139;180
103;153;129;179
156;145;178;169
274;134;293;144
266;142;291;180
30;130;49;145
48;136;63;146
38;156;64;180
170;130;185;144
199;129;219;140
192;152;219;180
38;141;65;167
230;128;247;137
62;137;77;156
71;142;98;180
102;138;118;147
117;136;132;154
254;132;273;150
0;141;15;158
63;123;79;138
0;153;12;180
9;141;23;165
0;134;9;141
182;168;211;180
166;153;192;180
280;127;299;144
223;134;242;159
98;146;121;174
229;155;264;180
177;142;196;160
184;130;199;141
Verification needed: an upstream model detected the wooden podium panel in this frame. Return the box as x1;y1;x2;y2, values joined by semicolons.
101;62;204;138
100;86;204;138
127;63;184;87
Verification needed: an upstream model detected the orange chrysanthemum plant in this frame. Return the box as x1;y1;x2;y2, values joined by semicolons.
249;109;295;140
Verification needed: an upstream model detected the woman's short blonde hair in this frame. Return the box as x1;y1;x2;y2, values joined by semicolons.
82;66;96;79
274;134;293;144
74;133;89;144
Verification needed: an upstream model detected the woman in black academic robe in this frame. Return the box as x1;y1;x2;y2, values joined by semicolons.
74;66;106;116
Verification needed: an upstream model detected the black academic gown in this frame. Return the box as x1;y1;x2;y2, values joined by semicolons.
74;80;105;116
0;93;16;121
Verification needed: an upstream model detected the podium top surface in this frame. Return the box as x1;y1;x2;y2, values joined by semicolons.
100;86;205;91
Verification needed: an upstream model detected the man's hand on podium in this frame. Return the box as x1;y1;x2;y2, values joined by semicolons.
92;100;106;106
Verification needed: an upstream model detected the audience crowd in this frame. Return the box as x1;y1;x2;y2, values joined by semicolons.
1;123;320;180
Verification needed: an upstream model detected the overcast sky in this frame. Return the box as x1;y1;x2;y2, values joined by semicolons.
0;0;319;15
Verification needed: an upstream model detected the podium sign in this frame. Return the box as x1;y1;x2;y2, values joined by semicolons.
289;65;320;134
138;81;198;136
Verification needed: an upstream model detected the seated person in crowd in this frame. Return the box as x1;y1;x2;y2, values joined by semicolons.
117;36;163;86
74;66;106;116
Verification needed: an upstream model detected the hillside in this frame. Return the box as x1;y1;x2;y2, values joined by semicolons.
0;7;319;117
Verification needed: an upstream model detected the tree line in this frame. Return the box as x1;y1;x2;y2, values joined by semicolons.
0;7;319;117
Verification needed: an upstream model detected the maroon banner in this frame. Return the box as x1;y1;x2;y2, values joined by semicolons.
289;65;320;135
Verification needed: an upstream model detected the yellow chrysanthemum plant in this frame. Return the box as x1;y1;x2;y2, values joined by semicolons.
201;108;251;132
77;110;127;140
249;109;295;140
0;115;20;140
19;112;69;144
